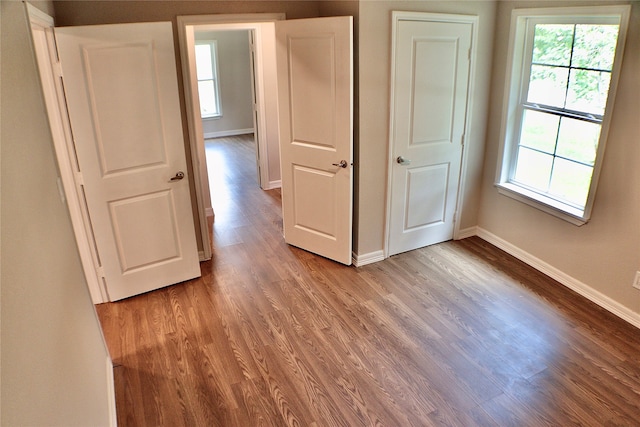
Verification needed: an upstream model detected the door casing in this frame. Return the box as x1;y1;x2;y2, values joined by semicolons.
385;11;479;258
27;4;107;303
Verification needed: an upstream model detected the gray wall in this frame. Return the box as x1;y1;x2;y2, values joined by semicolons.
1;1;113;425
196;30;255;137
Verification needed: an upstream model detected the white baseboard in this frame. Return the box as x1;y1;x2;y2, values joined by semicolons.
262;180;282;190
204;128;254;139
199;250;211;262
456;226;478;240
476;227;640;330
106;356;117;427
352;250;385;267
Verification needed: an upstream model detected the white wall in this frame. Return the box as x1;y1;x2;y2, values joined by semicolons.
196;30;255;137
478;0;640;325
0;1;114;425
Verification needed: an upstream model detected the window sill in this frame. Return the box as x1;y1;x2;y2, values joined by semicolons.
496;182;588;226
202;115;222;120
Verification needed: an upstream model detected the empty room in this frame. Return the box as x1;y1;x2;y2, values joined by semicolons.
2;0;639;425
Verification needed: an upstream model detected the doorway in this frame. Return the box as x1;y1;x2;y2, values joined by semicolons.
182;14;354;265
205;134;282;252
177;14;284;260
386;12;478;257
193;27;259;220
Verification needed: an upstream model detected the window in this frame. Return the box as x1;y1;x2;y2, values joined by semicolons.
495;6;630;225
195;41;222;118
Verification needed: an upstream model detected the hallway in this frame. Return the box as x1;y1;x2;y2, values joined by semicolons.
205;134;283;252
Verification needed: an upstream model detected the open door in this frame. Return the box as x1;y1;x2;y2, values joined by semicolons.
275;16;353;265
56;22;201;301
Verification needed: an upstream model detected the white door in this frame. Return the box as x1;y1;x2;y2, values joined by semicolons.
56;22;201;301
388;17;472;256
275;17;353;265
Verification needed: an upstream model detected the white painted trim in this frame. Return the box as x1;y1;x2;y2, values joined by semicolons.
177;13;286;26
452;15;479;241
26;4;106;303
352;250;385;267
476;227;640;330
455;226;478;240
385;11;479;257
177;19;213;261
105;356;117;427
263;180;282;190
204;128;254;139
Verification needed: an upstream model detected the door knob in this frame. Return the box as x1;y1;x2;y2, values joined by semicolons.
170;171;185;182
396;156;411;165
332;160;348;168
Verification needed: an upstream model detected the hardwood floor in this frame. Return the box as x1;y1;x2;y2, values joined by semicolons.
96;134;640;426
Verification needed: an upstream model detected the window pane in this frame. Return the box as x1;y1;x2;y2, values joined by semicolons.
566;69;611;115
198;80;218;116
195;44;213;80
527;65;569;108
513;147;553;191
549;158;593;207
519;110;559;154
532;24;574;67
572;25;619;70
556;118;601;165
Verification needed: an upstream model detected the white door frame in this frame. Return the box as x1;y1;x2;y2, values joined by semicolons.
177;13;284;261
27;4;107;303
385;11;478;258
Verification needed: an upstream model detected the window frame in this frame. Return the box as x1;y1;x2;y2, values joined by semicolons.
495;5;630;225
195;40;222;119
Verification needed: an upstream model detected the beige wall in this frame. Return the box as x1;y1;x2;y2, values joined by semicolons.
478;1;640;318
1;1;113;425
356;1;497;255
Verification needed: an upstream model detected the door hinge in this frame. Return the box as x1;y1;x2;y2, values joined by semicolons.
75;171;84;186
461;133;465;147
97;266;106;280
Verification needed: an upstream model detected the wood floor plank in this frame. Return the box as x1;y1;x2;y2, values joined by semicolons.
96;135;640;426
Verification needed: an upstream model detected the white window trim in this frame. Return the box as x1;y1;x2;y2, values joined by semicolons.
195;40;223;119
495;5;631;225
